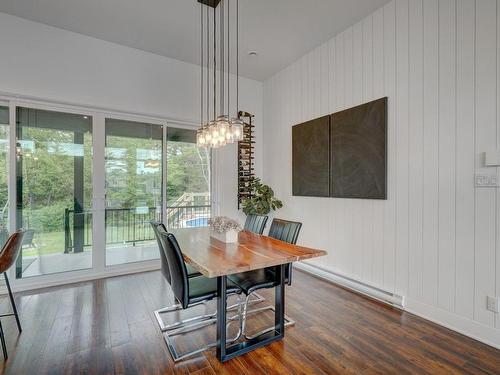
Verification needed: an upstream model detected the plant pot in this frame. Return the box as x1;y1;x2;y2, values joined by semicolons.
210;229;239;244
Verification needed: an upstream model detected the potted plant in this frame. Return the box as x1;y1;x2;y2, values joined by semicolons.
241;178;283;216
208;216;242;243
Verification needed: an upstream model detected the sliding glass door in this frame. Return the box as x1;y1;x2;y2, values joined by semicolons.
7;101;211;284
166;127;211;229
0;106;9;248
15;107;93;278
105;118;163;266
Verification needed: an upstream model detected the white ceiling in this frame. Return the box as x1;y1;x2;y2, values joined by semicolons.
0;0;390;81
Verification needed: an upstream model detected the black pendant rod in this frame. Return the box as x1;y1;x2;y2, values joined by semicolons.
207;5;209;123
222;0;224;116
213;5;216;121
236;0;239;118
200;3;203;127
220;0;224;116
227;0;230;117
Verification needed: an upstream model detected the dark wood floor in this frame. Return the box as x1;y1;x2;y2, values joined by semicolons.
0;270;497;374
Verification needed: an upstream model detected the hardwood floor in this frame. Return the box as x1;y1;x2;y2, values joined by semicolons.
0;269;498;374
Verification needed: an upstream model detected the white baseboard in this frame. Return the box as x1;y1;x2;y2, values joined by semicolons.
295;261;500;350
405;298;500;349
294;261;404;308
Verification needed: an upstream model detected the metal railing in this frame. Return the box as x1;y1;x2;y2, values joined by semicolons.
64;202;210;253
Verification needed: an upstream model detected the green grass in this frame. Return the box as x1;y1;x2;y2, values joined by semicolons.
23;230;66;257
23;224;157;257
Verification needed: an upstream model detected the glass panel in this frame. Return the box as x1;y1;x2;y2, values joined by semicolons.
105;118;162;266
0;106;8;124
166;127;211;229
16;107;93;278
0;106;8;249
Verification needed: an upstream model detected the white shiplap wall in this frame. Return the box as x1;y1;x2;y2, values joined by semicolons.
263;0;500;347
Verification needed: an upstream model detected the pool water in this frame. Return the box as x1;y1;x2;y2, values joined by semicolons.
186;217;209;227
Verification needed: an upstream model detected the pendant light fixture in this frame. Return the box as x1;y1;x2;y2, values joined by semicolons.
196;0;244;148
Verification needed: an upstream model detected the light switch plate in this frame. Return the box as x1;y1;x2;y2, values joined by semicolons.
485;151;500;166
487;296;499;313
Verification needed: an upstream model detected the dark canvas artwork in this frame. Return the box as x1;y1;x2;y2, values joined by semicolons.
292;116;330;197
330;97;387;199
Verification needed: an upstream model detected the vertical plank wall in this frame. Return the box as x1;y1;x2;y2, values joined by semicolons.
262;0;500;347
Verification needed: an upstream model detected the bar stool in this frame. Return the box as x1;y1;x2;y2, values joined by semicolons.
0;229;26;360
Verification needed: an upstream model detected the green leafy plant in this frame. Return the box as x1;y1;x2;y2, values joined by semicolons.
241;178;283;215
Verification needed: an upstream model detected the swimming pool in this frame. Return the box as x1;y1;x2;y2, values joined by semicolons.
185;217;209;227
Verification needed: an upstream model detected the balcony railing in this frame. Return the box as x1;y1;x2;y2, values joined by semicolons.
64;202;210;253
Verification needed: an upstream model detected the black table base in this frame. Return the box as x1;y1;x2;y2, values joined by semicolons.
216;264;286;362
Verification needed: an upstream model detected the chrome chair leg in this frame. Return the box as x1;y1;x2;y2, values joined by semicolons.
239;293;295;340
163;294;243;362
155;291;257;332
244;304;295;325
248;291;265;305
154;300;216;332
239;294;251;338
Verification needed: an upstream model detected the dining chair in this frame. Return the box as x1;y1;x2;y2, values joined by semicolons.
150;221;203;331
267;218;302;285
0;229;26;360
150;221;202;282
241;214;269;306
228;218;302;340
159;231;242;361
243;214;268;235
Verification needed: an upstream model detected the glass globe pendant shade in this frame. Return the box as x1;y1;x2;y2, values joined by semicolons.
231;118;244;141
196;128;206;146
203;125;212;143
216;115;230;136
209;121;220;140
225;124;234;143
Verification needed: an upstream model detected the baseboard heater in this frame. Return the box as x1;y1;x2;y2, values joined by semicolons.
294;262;405;309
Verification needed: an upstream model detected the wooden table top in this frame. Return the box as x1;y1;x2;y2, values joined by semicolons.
171;227;327;278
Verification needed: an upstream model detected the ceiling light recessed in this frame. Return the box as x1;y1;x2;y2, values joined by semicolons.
248;51;258;57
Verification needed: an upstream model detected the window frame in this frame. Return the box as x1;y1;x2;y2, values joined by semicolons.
0;95;215;292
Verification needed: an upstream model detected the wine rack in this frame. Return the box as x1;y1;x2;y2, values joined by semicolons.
237;111;255;209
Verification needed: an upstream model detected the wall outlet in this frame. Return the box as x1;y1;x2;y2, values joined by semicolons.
475;174;499;187
486;296;499;313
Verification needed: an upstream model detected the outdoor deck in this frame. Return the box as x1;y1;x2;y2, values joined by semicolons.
22;242;159;278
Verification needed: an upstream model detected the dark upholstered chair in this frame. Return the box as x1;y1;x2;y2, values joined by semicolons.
150;221;201;282
0;229;26;360
150;221;202;332
228;219;302;339
267;219;302;285
159;232;242;361
243;214;268;235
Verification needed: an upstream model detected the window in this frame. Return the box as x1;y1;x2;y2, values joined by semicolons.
15;107;93;277
105;118;163;266
166;127;211;229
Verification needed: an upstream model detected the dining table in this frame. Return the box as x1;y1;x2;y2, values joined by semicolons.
172;227;327;362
